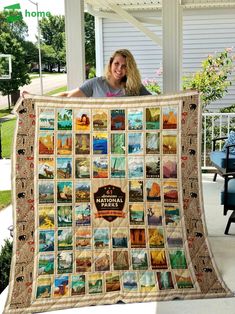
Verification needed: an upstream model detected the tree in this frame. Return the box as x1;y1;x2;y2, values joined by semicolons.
0;11;31;108
85;13;95;67
0;11;28;41
39;13;96;72
0;32;31;106
39;15;66;72
41;44;57;71
22;41;39;66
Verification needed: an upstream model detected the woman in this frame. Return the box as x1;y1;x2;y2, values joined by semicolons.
58;49;151;98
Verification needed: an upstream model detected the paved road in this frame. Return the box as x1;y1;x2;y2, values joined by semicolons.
0;74;67;109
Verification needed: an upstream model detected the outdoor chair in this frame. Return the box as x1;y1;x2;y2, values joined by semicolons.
210;134;235;181
221;172;235;234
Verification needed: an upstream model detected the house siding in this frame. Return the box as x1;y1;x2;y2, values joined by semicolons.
102;16;162;84
102;8;235;111
183;9;235;111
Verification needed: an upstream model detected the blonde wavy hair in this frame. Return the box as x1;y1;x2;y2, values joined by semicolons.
105;49;142;96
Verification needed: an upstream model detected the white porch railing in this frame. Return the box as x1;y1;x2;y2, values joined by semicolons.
201;112;235;168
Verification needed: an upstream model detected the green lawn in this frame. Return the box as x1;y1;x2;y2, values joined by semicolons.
30;74;44;80
0;86;66;159
29;72;65;80
1;118;16;158
0;190;11;211
46;86;67;96
0;109;12;119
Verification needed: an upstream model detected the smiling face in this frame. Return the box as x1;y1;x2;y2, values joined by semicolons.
105;49;141;95
110;54;127;83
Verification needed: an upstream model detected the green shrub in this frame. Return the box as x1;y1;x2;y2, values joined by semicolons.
143;78;161;95
183;49;234;109
0;239;13;293
88;66;96;79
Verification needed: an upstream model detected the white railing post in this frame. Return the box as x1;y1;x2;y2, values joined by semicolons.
219;116;222;150
203;115;207;168
201;112;235;169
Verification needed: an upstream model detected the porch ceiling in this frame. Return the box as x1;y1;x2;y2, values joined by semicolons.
85;0;162;12
85;0;235;12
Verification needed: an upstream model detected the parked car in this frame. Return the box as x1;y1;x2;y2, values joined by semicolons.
31;68;39;73
52;67;66;73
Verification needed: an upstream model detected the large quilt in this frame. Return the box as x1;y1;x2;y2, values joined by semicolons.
4;91;232;313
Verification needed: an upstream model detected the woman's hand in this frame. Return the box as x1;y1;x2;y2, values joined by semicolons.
56;91;69;97
57;88;86;97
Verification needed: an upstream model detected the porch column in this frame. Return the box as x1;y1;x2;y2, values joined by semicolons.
64;0;85;90
95;16;104;77
162;0;182;93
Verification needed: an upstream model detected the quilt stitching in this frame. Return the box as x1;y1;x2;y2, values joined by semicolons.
4;92;232;313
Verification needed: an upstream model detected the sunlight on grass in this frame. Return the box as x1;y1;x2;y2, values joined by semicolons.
29;72;65;80
46;86;67;96
0;190;11;211
0;109;12;119
1;119;16;158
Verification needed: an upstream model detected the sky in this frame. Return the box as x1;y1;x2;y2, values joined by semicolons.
0;0;65;41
